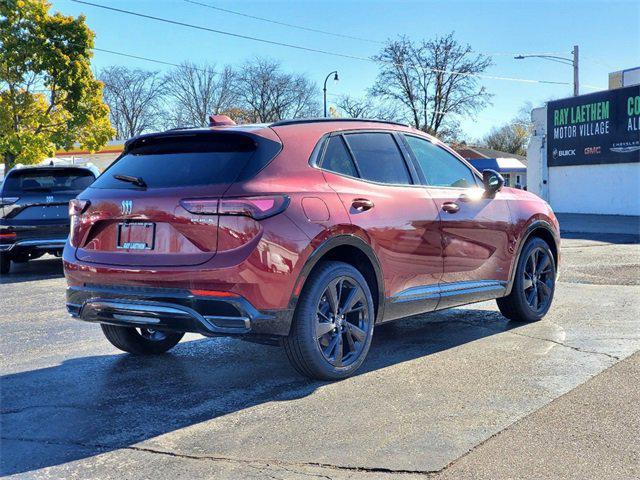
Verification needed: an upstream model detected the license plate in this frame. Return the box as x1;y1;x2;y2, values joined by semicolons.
117;222;155;250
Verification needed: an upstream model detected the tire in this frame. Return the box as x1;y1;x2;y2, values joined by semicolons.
0;255;10;275
100;324;184;355
284;261;375;380
497;237;556;322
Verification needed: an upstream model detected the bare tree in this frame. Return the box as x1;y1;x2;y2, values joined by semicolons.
371;33;492;136
164;62;237;128
235;58;319;122
482;103;534;155
99;66;165;139
335;95;399;122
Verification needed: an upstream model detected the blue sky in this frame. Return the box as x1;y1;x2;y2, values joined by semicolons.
51;0;639;141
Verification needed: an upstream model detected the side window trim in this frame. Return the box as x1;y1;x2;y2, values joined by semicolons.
337;134;363;178
315;129;427;188
401;133;481;188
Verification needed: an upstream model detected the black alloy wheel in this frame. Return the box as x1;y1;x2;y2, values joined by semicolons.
315;276;371;367
497;237;556;322
284;261;375;380
522;246;554;313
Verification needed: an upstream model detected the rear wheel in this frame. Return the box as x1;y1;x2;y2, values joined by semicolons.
284;261;375;380
100;324;184;354
497;237;556;322
0;255;10;275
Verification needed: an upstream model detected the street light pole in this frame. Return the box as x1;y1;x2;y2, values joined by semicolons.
514;46;579;96
323;71;339;117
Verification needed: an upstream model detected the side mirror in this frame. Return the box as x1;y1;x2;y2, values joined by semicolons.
482;169;504;194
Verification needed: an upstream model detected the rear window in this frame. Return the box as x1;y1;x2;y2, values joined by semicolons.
322;136;358;177
2;168;95;196
91;133;264;189
344;133;412;185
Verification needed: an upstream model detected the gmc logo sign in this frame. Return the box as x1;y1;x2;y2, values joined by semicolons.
584;146;602;155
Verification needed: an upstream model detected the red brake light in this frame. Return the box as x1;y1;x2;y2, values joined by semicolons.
181;195;289;220
69;199;90;217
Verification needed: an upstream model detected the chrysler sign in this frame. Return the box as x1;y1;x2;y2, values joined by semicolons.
547;84;640;167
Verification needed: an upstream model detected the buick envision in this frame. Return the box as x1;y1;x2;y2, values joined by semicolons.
1;164;97;274
64;117;559;380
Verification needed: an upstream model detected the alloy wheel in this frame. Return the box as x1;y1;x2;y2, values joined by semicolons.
523;247;554;312
315;276;371;367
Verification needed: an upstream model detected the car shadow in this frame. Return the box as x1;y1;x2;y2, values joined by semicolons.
1;308;516;476
0;256;64;285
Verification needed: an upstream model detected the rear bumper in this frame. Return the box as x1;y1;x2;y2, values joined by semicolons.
66;284;292;337
0;238;67;253
0;222;69;255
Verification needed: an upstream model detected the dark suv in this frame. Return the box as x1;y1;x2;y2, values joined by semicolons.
64;118;559;380
1;164;97;274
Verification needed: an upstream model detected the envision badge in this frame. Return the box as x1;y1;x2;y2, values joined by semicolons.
121;200;133;215
45;195;54;203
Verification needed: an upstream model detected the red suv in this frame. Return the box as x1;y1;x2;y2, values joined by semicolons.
64;118;560;380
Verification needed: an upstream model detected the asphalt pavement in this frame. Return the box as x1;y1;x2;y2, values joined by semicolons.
1;234;639;479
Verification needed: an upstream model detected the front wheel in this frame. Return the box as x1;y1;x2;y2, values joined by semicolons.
497;237;556;322
284;261;375;380
101;324;184;354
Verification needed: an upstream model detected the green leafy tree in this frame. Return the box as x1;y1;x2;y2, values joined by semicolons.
0;0;114;173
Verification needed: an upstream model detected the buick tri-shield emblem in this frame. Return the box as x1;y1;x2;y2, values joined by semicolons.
121;200;133;215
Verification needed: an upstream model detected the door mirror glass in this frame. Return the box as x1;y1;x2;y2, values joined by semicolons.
482;169;504;194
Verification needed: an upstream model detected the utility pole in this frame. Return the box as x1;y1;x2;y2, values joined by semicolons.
514;46;580;97
572;45;579;97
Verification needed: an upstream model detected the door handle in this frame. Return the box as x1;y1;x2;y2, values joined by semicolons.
351;198;374;211
442;202;460;214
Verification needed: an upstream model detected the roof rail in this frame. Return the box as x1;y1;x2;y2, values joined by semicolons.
270;118;409;127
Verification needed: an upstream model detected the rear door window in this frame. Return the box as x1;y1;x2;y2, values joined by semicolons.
1;168;95;196
321;136;358;177
344;133;411;185
404;135;478;188
91;134;260;189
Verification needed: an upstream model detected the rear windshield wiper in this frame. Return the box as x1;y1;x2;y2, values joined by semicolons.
113;174;147;188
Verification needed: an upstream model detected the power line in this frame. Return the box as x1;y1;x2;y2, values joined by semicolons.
184;1;583;61
71;0;604;90
183;0;383;45
71;0;370;62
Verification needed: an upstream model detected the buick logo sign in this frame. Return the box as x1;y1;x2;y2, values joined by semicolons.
121;200;133;215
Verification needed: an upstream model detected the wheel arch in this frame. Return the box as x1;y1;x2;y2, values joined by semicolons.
288;235;385;324
505;220;560;295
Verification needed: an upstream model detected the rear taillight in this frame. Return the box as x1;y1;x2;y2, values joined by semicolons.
180;195;289;220
0;197;19;207
69;199;91;247
68;199;90;217
179;198;219;215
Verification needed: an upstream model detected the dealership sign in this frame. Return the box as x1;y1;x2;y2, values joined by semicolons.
547;84;640;166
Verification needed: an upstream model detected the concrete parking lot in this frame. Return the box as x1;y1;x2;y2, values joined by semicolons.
1;235;639;479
